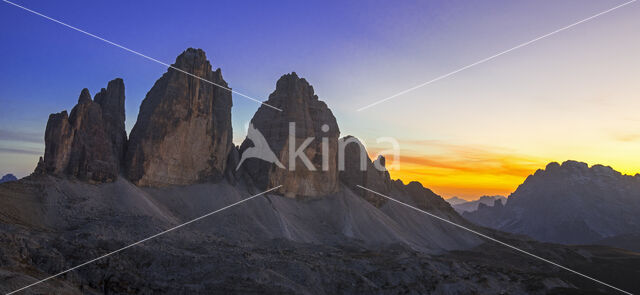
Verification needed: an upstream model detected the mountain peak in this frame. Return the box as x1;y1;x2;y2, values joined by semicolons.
338;135;392;207
445;196;467;205
39;80;126;182
271;72;318;106
537;161;622;178
77;88;92;104
176;48;208;62
468;159;640;245
126;49;232;186
171;48;215;76
239;73;339;198
560;160;589;170
0;173;17;183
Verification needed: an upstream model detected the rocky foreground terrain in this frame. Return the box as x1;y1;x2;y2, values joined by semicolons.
2;176;639;294
1;48;639;294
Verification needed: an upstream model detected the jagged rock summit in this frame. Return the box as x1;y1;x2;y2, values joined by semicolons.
338;136;393;207
239;72;340;198
36;79;126;183
126;48;233;186
446;195;506;213
94;78;127;164
464;160;640;246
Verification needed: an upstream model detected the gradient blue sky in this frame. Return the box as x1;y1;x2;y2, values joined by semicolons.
1;0;639;198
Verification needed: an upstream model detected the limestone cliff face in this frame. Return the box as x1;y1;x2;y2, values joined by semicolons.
94;78;127;164
42;111;74;175
126;48;233;186
338;136;392;207
40;80;126;183
239;73;339;198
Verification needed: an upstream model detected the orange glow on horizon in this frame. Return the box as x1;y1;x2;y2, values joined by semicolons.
363;140;640;201
365;143;550;200
371;142;640;201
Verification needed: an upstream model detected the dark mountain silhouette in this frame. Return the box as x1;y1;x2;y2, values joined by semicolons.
0;174;17;183
464;161;640;250
1;49;639;294
446;195;506;213
33;79;126;183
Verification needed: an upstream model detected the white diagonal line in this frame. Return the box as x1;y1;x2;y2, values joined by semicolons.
2;0;283;112
356;0;637;112
355;185;633;295
6;185;282;295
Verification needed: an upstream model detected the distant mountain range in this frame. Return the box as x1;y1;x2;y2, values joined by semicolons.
446;195;506;213
0;174;17;184
464;161;640;250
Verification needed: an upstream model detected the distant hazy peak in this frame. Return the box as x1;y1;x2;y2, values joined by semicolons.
445;196;467;205
448;195;505;214
0;173;18;183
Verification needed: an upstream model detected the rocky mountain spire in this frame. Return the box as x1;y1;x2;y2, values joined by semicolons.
125;48;233;186
94;78;127;164
38;79;126;182
239;72;340;198
338;136;392;207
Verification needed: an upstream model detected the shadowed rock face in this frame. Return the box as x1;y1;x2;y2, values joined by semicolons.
126;48;233;186
465;160;640;245
39;80;126;183
94;78;127;164
0;174;17;184
240;73;339;198
338;136;392;207
399;180;455;213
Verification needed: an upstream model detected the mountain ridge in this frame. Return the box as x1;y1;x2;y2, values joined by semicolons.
464;160;640;248
445;195;506;213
